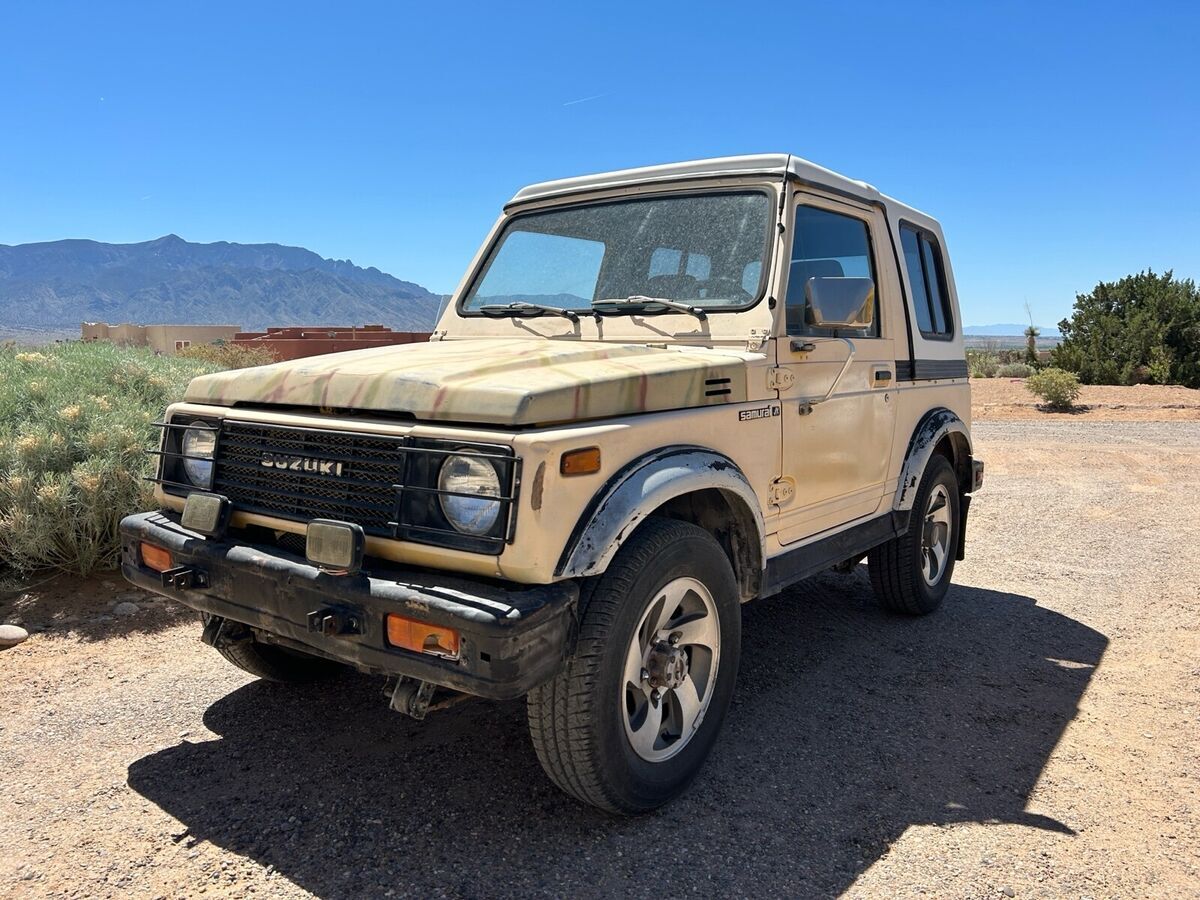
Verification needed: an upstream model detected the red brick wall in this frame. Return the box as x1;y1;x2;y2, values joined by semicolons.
232;326;431;361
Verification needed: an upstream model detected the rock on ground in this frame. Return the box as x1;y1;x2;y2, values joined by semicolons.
0;623;30;647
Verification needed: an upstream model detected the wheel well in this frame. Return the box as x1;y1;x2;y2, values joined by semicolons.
649;488;762;602
933;432;972;494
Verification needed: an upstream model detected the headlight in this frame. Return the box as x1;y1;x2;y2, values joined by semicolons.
437;453;501;535
180;424;217;488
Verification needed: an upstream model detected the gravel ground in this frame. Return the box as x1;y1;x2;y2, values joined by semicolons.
971;379;1200;421
2;420;1198;898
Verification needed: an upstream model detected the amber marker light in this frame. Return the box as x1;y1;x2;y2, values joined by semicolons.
386;614;461;660
560;446;601;476
140;542;173;573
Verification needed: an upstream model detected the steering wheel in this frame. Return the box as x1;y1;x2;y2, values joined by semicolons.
700;276;752;305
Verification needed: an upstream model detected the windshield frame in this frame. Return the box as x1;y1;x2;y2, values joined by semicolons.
456;186;776;318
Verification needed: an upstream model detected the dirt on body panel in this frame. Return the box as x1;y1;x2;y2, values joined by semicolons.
185;338;758;425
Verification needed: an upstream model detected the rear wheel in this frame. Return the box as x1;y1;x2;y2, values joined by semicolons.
526;519;741;814
869;454;960;615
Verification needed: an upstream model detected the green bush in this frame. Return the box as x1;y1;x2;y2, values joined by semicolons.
1025;367;1081;410
0;343;227;575
995;362;1034;378
967;350;998;378
1052;270;1200;387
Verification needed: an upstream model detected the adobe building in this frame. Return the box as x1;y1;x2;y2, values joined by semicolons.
82;322;242;354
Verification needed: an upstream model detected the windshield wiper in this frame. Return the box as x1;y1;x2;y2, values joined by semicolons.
592;295;707;320
478;301;579;322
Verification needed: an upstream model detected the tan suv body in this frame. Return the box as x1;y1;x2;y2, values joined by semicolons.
122;154;983;812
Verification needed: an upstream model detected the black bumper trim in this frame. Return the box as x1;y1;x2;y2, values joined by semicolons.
119;512;577;700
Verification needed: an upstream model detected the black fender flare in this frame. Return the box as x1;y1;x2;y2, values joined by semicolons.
893;407;973;511
555;446;766;595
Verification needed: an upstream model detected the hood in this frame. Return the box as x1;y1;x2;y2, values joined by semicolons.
184;338;756;426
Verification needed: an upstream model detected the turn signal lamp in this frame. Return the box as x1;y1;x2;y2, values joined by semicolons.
560;446;601;476
140;542;173;573
386;614;461;660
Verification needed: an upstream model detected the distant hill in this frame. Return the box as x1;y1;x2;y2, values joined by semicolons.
0;234;442;331
963;323;1060;337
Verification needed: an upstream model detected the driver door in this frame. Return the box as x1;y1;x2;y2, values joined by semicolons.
775;193;898;544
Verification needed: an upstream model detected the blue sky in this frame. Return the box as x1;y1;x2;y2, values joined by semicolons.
1;1;1197;327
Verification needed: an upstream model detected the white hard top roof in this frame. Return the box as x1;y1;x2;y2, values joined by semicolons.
507;153;932;224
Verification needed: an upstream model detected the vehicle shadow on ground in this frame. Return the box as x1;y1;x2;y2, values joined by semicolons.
128;571;1107;897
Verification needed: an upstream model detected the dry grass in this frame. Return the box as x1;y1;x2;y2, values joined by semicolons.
175;341;277;368
0;343;251;576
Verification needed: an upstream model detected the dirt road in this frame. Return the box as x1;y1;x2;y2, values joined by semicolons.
2;419;1198;898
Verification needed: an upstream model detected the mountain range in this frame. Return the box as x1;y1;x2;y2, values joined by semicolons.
0;237;1067;340
0;235;443;331
962;323;1061;336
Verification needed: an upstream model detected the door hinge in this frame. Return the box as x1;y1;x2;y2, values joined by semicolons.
770;478;796;505
429;329;448;342
746;328;770;352
767;367;795;391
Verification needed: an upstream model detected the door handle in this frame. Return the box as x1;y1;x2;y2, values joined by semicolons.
873;368;893;386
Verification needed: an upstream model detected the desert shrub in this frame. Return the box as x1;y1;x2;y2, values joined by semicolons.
995;362;1034;378
176;341;276;369
1025;367;1081;410
0;342;224;575
967;350;998;378
1147;346;1174;386
1053;270;1200;387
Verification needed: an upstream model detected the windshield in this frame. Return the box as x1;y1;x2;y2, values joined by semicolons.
462;191;773;314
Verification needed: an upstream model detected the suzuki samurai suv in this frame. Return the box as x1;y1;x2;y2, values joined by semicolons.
122;154;984;814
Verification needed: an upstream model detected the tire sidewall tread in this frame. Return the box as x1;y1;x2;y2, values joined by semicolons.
527;518;741;814
869;455;960;615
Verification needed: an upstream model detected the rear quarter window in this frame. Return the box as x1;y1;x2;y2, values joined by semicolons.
900;225;953;339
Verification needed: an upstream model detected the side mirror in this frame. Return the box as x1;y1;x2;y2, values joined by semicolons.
805;277;875;329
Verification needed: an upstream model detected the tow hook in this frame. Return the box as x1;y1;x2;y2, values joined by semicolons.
386;677;472;721
161;565;207;590
306;607;364;637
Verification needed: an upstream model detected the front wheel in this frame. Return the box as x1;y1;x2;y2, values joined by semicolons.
869;454;961;615
201;614;342;682
527;519;741;814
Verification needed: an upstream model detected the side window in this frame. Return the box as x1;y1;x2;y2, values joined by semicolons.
648;247;710;284
741;260;762;294
648;248;682;278
786;205;879;337
684;253;710;280
900;225;953;338
645;246;714;305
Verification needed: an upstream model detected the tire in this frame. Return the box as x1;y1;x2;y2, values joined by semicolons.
202;614;342;682
869;453;960;615
526;518;741;814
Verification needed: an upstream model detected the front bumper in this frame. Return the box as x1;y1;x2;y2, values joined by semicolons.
119;512;578;700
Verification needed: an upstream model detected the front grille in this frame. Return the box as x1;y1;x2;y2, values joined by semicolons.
150;418;519;554
212;421;409;536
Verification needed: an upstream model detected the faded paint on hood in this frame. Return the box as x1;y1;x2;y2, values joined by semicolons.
184;338;756;425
